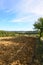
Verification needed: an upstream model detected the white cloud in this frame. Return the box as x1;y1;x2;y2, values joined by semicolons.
9;16;36;22
0;0;43;23
0;0;43;16
18;0;43;15
10;17;27;22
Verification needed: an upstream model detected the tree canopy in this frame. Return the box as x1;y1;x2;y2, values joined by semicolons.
33;17;43;31
33;17;43;37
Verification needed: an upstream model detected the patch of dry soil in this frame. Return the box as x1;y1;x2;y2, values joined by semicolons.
0;36;40;65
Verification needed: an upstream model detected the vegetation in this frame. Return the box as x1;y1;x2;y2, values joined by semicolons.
0;30;39;37
33;17;43;37
0;31;16;37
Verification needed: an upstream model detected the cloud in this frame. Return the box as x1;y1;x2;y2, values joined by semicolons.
18;0;43;15
0;0;43;16
0;0;43;24
9;16;36;23
10;17;27;22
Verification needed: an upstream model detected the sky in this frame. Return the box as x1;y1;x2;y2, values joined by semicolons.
0;0;43;31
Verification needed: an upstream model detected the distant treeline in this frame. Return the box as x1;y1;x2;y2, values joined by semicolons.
0;30;43;37
0;31;15;37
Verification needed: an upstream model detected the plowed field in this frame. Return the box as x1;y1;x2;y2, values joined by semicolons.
0;36;43;65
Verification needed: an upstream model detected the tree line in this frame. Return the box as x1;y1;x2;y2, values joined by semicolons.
0;31;15;37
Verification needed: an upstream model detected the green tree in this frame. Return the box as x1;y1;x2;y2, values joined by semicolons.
33;17;43;38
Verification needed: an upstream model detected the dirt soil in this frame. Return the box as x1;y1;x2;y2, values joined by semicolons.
0;36;42;65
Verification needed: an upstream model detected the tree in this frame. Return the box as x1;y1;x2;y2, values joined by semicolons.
33;17;43;38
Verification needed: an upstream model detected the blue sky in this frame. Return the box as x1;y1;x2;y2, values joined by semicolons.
0;0;43;31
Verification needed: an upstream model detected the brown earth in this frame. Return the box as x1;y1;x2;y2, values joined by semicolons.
0;36;41;65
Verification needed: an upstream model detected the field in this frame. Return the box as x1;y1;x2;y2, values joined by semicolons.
0;36;43;65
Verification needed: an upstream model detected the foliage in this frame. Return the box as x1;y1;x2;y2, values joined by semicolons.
0;31;15;37
33;17;43;30
0;30;43;37
33;17;43;38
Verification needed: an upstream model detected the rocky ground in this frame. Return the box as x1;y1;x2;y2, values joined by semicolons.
0;36;43;65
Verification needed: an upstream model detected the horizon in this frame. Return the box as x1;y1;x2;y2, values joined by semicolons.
0;0;43;31
0;30;37;32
